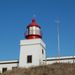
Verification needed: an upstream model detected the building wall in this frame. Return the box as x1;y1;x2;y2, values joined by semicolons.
0;56;75;73
45;56;75;64
46;59;75;64
19;39;46;68
0;60;18;73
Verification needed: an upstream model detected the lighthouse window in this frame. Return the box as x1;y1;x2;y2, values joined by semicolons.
27;55;32;63
29;26;40;35
42;49;44;54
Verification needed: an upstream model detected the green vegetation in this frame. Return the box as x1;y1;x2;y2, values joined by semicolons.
1;63;75;75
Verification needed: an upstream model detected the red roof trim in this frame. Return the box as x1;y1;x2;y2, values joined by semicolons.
27;19;41;28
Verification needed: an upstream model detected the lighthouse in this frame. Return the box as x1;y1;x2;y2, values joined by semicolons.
19;19;46;68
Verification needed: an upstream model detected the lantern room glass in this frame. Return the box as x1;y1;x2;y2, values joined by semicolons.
27;26;41;35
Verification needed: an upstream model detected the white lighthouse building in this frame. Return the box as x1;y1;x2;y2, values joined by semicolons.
19;19;46;68
0;19;75;73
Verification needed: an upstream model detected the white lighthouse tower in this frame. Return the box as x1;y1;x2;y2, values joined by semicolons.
19;19;46;68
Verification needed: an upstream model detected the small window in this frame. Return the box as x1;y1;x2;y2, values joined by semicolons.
27;55;32;63
42;49;44;54
2;68;7;73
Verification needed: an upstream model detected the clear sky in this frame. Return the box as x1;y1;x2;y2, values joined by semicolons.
0;0;75;60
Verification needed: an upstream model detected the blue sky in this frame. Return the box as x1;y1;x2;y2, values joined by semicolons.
0;0;75;60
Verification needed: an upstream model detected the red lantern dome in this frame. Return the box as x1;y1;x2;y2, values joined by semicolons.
25;19;42;39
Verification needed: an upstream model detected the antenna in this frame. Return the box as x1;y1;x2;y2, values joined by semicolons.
32;14;36;19
56;17;60;63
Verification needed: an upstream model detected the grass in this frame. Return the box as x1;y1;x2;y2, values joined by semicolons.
1;63;75;75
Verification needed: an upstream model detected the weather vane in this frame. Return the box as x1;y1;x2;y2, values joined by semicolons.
33;14;36;19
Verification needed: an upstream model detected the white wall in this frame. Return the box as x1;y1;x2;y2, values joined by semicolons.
45;56;75;64
0;60;18;73
19;39;46;68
